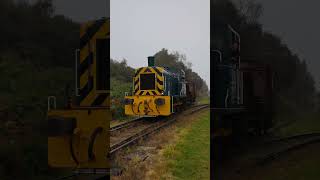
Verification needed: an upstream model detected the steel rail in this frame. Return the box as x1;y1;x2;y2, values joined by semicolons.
109;117;175;154
109;104;209;155
263;132;320;144
110;103;209;133
110;117;146;132
257;133;320;165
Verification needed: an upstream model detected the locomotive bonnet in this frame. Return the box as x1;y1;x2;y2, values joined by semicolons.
124;56;196;116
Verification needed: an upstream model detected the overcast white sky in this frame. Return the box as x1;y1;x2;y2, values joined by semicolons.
111;0;210;88
51;0;210;87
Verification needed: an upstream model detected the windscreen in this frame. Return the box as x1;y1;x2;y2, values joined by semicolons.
140;73;155;90
96;38;109;90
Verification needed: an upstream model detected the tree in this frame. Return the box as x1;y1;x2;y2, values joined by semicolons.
238;0;263;24
33;0;54;17
213;0;316;112
154;48;209;96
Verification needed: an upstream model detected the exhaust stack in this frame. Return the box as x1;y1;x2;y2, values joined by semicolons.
148;56;155;67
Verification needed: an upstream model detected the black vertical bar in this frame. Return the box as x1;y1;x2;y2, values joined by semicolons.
96;38;110;91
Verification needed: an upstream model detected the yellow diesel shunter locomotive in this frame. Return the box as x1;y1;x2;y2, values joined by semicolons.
124;57;196;116
47;18;110;171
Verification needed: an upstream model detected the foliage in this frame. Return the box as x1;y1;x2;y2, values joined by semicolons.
110;59;135;119
213;0;317;115
110;77;132;119
0;1;77;179
110;59;135;83
0;0;79;68
154;48;209;97
0;57;72;179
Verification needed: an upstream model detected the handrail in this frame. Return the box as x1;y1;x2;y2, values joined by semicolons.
75;49;80;96
48;96;56;111
224;88;229;108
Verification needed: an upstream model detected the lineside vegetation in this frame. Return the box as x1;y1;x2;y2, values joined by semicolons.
162;110;210;179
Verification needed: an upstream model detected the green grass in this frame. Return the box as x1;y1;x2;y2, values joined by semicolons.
110;78;132;120
275;112;320;137
287;157;320;180
256;144;320;180
164;111;210;180
198;96;210;104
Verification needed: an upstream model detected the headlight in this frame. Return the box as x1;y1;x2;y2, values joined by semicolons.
154;98;165;106
124;98;134;105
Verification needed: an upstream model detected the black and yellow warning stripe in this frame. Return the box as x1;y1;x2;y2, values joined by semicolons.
134;67;164;96
78;18;110;107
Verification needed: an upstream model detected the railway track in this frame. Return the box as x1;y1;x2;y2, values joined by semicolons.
110;103;208;131
109;104;209;155
110;117;146;133
257;132;320;165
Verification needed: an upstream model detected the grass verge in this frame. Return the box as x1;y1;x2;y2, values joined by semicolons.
249;143;320;180
275;112;320;137
198;96;210;104
162;110;210;180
